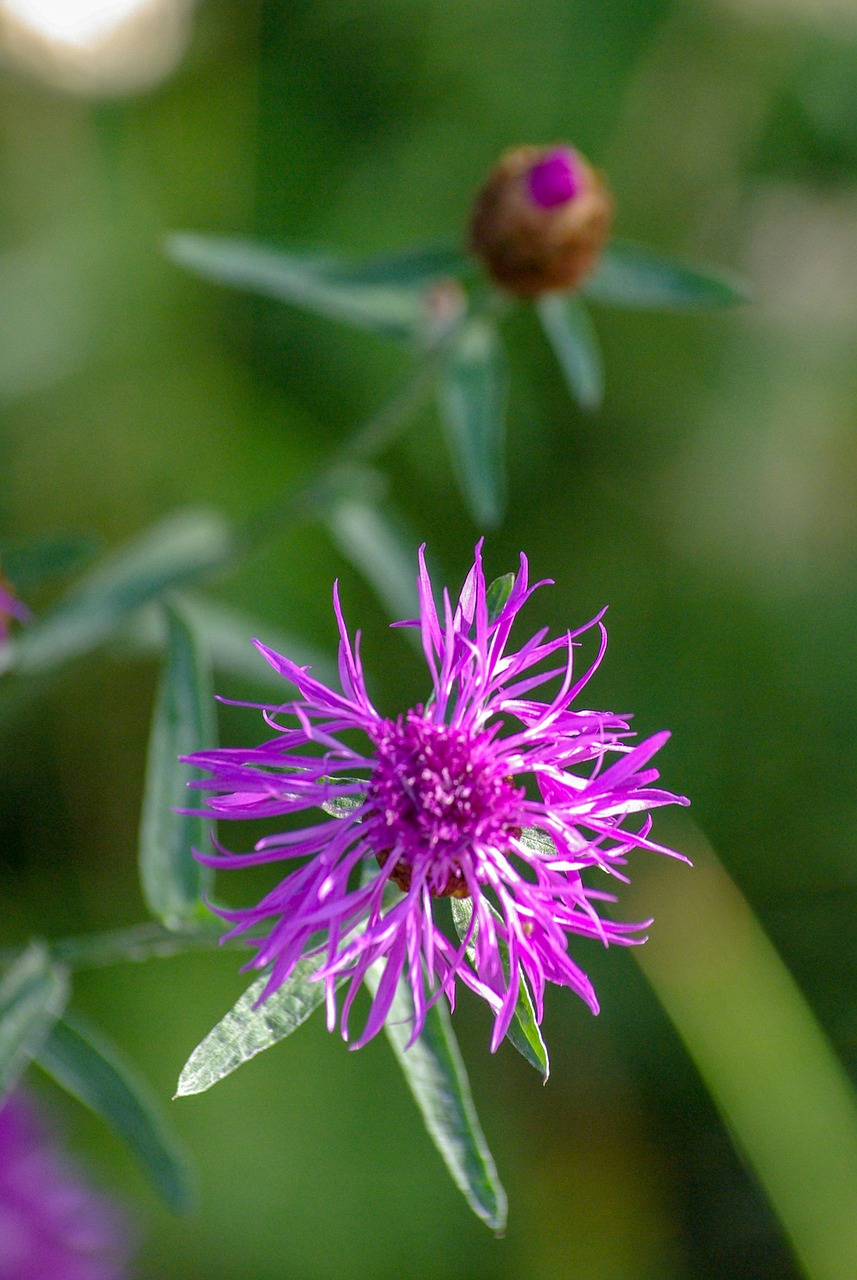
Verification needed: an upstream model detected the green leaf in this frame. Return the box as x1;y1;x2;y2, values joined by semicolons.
449;896;549;1082
138;602;215;930
121;593;340;694
35;1013;193;1214
324;498;419;623
321;244;472;287
175;956;330;1097
0;944;69;1098
2;510;233;676
536;293;604;412
582;240;748;310
166;234;444;341
438;317;509;528
0;533;97;590
485;573;515;625
370;968;507;1233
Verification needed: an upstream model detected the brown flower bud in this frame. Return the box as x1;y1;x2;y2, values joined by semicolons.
468;144;613;297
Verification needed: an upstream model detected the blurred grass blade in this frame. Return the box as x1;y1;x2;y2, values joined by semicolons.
370;968;507;1233
36;1013;193;1214
633;825;857;1280
325;498;419;623
166;234;436;341
0;533;97;590
438;316;508;528
450;896;549;1081
176;956;330;1097
0;944;69;1098
2;510;233;676
582;240;748;310
138;602;215;930
536;293;604;411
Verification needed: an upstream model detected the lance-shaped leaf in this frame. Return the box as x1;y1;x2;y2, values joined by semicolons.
0;533;97;590
369;968;507;1233
0;944;69;1098
450;896;549;1082
138;602;215;930
485;573;515;625
582;239;748;310
325;498;419;624
438;316;509;528
36;1013;193;1214
176;955;331;1097
536;292;604;412
166;234;447;342
3;510;233;676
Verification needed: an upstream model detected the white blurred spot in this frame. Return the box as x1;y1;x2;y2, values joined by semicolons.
0;0;197;94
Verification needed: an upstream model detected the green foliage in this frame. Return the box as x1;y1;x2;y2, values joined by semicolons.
536;293;605;411
583;240;749;310
0;945;68;1098
437;317;509;527
368;967;508;1234
138;602;215;930
450;896;549;1082
36;1013;194;1214
176;957;331;1098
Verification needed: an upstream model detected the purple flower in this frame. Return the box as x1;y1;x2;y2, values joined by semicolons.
527;147;583;209
186;544;688;1051
0;1092;132;1280
0;578;31;646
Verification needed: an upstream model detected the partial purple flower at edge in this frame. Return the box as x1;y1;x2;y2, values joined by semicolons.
0;1091;132;1280
184;544;689;1052
0;577;32;646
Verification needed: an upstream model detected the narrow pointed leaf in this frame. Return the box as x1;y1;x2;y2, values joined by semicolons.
166;234;438;341
36;1013;193;1214
0;533;97;590
536;293;604;412
370;968;507;1232
450;896;549;1081
485;573;515;625
438;317;508;528
325;498;419;623
2;510;233;676
138;602;215;930
0;944;69;1098
176;956;330;1097
582;239;748;310
322;244;472;287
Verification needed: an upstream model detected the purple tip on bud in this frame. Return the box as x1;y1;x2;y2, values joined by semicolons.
527;148;582;209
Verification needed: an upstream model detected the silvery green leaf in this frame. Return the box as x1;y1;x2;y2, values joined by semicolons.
438;317;509;528
583;240;748;310
0;944;69;1098
536;293;604;412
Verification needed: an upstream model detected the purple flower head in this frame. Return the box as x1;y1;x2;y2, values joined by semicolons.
0;577;31;646
527;146;583;209
186;544;688;1051
0;1092;132;1280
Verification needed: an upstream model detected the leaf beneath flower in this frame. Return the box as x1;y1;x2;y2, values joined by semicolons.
369;968;508;1234
175;956;330;1097
536;292;604;412
450;896;550;1082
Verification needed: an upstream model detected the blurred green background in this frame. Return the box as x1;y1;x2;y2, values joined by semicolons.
3;0;857;1276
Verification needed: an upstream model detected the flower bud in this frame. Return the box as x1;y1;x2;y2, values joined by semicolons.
469;144;613;297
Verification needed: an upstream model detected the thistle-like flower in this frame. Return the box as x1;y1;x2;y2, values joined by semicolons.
186;545;687;1051
0;1091;132;1280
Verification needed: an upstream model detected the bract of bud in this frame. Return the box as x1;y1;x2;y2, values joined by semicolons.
468;144;613;297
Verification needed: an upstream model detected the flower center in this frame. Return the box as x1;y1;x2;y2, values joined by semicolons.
365;711;523;898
